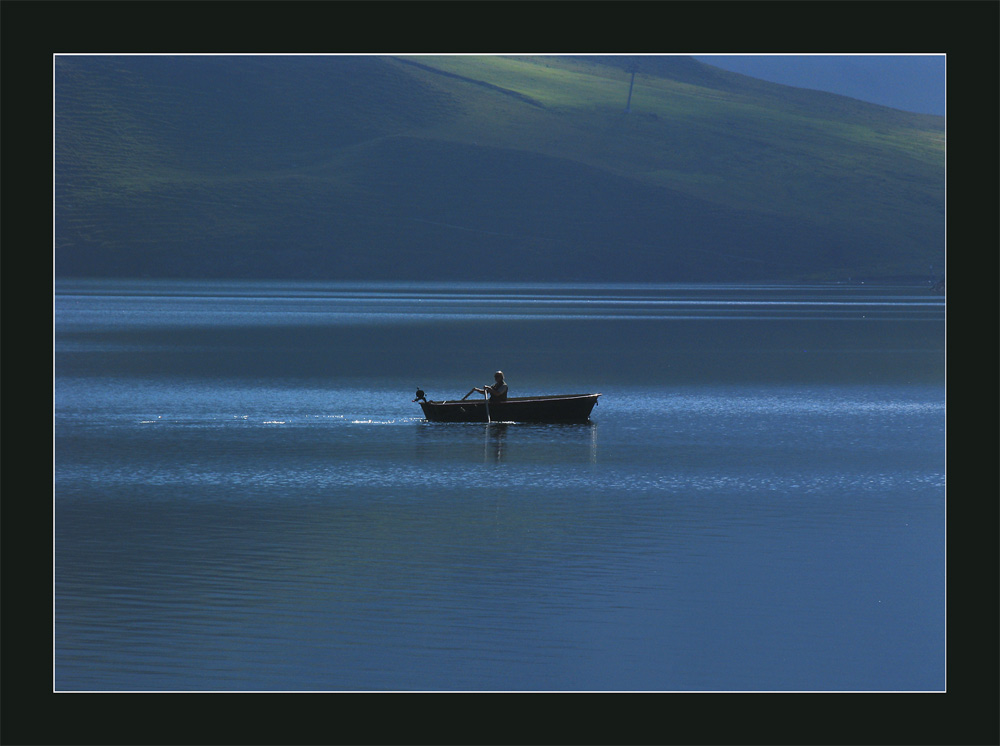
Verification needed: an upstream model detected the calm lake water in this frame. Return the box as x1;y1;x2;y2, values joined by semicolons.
53;280;945;691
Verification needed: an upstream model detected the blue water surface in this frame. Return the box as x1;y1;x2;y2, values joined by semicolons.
54;280;945;691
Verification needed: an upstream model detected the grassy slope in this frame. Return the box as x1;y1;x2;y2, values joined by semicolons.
54;55;945;282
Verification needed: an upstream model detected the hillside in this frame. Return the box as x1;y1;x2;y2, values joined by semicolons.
54;55;945;283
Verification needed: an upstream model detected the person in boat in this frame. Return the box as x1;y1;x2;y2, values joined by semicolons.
475;371;508;401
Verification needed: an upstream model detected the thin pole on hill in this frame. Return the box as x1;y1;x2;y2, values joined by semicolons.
623;57;639;114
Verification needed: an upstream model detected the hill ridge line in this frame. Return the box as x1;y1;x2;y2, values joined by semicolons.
392;56;546;109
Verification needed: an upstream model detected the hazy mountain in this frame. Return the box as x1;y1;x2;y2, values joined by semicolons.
54;55;945;283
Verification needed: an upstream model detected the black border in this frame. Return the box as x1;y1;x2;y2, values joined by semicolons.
6;1;997;744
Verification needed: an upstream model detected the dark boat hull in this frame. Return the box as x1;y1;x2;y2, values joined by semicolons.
419;394;600;423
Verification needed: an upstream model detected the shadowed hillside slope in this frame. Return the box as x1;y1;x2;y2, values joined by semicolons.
54;55;945;283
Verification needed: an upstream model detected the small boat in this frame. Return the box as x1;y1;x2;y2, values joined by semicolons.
417;393;601;423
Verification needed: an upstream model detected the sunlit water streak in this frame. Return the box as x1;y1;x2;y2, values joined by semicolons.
55;278;944;330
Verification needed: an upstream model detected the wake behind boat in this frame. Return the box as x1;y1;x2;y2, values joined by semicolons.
414;390;600;424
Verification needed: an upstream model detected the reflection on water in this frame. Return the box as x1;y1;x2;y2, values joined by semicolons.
410;418;603;467
486;422;507;462
53;281;945;691
468;422;599;464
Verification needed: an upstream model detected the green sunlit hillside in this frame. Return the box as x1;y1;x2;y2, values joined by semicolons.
55;55;945;283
